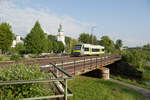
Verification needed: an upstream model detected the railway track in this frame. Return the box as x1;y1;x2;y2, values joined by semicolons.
0;54;121;67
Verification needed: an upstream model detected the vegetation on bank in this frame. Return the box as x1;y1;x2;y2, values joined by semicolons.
110;49;150;90
0;64;53;99
122;49;150;70
68;76;145;100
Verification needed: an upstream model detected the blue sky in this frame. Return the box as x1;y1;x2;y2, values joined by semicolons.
0;0;150;47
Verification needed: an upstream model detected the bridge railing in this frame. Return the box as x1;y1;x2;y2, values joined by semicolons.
0;63;74;100
55;54;121;76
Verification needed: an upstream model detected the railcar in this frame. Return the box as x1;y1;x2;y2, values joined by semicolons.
73;44;105;56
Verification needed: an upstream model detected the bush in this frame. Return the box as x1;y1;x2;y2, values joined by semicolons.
0;64;52;99
15;43;25;54
10;54;22;61
122;50;146;69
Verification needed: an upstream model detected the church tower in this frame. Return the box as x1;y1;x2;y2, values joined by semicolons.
57;24;65;46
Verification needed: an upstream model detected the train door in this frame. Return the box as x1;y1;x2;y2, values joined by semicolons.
89;48;92;55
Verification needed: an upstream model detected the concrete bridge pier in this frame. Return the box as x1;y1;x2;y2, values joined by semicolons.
99;67;110;80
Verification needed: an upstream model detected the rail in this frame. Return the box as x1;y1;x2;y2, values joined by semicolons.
0;63;74;100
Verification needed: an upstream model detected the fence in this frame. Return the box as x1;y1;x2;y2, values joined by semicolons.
0;63;73;100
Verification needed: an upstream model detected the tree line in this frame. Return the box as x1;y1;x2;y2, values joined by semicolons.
78;33;123;53
0;21;124;56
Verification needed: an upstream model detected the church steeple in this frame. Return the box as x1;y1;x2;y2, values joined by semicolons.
57;24;65;46
58;24;64;32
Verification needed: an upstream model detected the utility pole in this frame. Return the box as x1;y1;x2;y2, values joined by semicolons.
91;26;96;44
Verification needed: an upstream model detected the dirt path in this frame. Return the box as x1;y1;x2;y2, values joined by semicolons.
111;79;150;100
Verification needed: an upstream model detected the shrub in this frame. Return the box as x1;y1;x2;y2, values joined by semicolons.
122;50;146;69
0;64;52;99
10;54;22;61
15;43;25;54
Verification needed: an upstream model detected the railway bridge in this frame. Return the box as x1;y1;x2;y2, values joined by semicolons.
0;54;122;100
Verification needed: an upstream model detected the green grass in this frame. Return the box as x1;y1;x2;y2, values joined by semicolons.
0;55;10;61
68;76;145;100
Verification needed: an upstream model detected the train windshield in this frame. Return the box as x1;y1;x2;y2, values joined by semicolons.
74;45;82;50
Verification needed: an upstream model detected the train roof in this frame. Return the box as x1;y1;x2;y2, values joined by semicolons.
82;44;104;49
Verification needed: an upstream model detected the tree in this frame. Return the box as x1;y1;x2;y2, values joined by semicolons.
52;42;58;53
0;22;14;53
65;36;71;45
115;39;123;50
65;36;71;53
143;44;150;49
122;50;146;69
15;42;25;54
78;33;98;45
70;39;79;53
57;41;64;53
48;34;57;42
89;34;98;45
24;21;48;54
99;36;114;53
78;33;90;44
46;40;53;53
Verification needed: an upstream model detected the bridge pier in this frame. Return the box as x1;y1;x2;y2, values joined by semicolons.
99;67;110;80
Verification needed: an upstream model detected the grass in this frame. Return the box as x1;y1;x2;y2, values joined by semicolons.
0;55;10;61
68;76;145;100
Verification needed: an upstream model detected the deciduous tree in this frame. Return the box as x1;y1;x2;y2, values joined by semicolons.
57;41;64;53
15;43;25;54
99;36;114;53
70;39;79;53
115;39;123;50
52;41;58;53
78;33;90;44
0;22;14;53
48;34;57;42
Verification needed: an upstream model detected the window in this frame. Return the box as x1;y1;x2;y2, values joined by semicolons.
102;49;105;52
92;48;100;52
74;45;82;50
84;48;89;51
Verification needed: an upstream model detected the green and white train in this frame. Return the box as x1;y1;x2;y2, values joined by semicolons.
73;44;105;56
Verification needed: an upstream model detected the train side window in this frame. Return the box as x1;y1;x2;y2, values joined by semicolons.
92;48;99;52
102;49;105;51
84;48;89;51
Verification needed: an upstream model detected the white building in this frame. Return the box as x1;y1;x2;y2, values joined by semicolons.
57;24;65;46
11;35;23;48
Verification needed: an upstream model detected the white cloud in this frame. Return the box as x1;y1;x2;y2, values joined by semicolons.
0;1;89;38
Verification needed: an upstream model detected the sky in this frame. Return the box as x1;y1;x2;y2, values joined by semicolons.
0;0;150;47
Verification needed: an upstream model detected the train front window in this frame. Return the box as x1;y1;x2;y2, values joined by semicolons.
84;48;89;51
74;45;82;50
